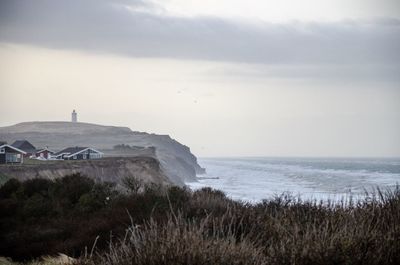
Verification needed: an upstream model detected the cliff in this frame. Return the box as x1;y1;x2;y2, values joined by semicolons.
0;122;205;185
0;157;172;186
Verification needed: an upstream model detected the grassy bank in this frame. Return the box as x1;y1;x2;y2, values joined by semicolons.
0;174;399;264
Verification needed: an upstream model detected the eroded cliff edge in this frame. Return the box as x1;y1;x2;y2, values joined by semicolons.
0;157;172;186
0;122;205;185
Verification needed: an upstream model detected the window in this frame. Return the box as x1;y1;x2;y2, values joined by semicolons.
0;148;5;154
91;153;101;159
83;154;87;159
6;153;17;162
73;155;77;159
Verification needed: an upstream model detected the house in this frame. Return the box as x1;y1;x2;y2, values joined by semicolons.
53;147;103;160
0;144;27;164
11;140;37;157
35;147;55;159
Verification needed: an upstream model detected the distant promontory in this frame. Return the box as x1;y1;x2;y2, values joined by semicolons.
0;121;205;185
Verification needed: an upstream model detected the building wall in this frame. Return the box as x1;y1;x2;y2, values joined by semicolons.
0;147;23;164
36;150;52;159
67;153;85;160
66;149;102;160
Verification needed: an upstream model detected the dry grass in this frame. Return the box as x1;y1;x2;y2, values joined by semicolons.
81;187;400;265
0;254;76;265
88;216;266;265
1;175;399;265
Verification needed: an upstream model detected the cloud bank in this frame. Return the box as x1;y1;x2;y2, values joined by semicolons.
0;0;399;65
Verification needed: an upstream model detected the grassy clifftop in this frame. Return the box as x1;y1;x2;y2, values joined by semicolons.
0;157;171;187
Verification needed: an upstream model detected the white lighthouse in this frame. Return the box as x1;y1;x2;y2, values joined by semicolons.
71;110;77;123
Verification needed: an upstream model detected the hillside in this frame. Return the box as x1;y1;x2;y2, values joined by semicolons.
0;121;205;185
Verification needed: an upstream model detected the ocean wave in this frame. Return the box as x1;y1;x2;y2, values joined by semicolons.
187;157;400;202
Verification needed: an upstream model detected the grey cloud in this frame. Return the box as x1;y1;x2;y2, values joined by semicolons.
0;0;399;65
211;64;400;83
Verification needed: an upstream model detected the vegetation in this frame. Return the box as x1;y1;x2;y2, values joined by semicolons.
113;144;145;151
121;176;143;194
0;173;10;186
19;159;60;165
0;174;399;265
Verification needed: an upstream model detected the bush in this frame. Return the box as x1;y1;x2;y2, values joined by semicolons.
89;187;400;265
0;178;21;199
91;215;267;265
167;186;190;209
21;178;52;198
22;193;51;218
0;174;119;260
1;176;399;265
77;182;116;213
121;176;143;194
53;173;95;206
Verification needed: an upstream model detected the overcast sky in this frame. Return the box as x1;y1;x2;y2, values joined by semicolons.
0;0;399;157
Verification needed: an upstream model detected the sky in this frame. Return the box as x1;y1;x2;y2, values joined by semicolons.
0;0;399;157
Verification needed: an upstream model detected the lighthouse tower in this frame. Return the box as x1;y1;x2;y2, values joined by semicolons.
71;110;77;123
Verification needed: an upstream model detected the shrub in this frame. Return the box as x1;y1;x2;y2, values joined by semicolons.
21;178;53;198
53;173;95;205
83;187;400;265
77;193;103;213
167;185;190;209
91;215;267;265
121;176;143;194
77;182;116;213
22;193;51;218
0;178;21;199
1;176;399;265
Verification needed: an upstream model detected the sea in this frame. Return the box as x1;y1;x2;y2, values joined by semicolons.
186;157;400;203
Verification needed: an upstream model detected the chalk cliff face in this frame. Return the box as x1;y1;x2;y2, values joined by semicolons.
0;122;205;185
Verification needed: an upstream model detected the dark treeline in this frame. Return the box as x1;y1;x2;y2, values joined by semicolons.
0;174;399;265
